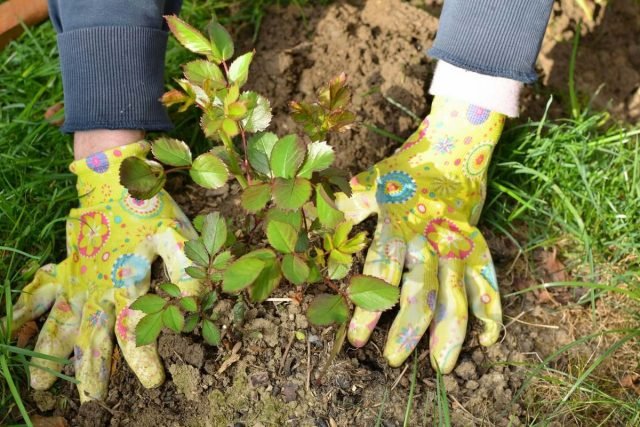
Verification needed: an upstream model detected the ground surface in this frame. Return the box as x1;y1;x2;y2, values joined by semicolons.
15;0;640;426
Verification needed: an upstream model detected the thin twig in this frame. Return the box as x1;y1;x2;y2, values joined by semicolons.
279;332;296;374
306;338;312;392
391;363;410;391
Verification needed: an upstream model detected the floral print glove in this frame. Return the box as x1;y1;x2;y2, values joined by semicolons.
336;96;505;373
7;142;200;401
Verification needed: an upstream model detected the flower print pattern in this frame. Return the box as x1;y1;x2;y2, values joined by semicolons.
86;152;109;173
77;212;110;258
396;325;421;353
424;218;474;260
434;136;454;154
89;310;109;327
481;264;498;291
426;290;437;311
375;171;417;204
111;254;150;288
464;143;494;179
429;175;461;198
121;191;163;217
116;308;132;341
466;105;490;125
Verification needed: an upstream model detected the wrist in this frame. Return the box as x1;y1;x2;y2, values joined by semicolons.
73;129;145;160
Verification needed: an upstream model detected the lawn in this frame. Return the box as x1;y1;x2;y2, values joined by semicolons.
1;0;639;425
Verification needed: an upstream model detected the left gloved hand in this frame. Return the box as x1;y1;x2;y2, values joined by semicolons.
5;141;200;401
336;96;504;373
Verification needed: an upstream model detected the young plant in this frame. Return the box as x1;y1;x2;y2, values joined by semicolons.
120;15;400;347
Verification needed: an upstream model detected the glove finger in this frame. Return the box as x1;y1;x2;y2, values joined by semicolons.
335;170;379;225
155;227;200;297
464;233;501;346
9;263;65;332
29;294;81;390
113;289;165;389
429;258;468;374
383;236;438;367
348;218;406;347
74;296;115;402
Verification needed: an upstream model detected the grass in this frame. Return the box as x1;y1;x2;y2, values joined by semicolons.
1;1;639;426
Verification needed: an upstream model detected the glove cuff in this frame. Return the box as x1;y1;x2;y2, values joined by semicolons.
69;141;151;204
429;61;522;117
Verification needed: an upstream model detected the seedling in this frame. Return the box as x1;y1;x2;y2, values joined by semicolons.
120;16;400;347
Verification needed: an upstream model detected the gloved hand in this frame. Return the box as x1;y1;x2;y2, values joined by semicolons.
336;96;504;373
6;141;200;401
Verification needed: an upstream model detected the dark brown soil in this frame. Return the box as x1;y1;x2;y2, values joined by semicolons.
25;1;640;426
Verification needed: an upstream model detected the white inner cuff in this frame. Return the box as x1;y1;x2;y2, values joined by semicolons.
429;61;523;117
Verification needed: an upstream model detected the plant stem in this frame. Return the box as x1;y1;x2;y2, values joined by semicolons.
165;165;192;174
239;125;252;183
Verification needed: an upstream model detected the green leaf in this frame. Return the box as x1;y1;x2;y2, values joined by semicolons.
329;248;352;265
119;157;166;200
272;178;312;210
241;183;271;213
212;250;233;271
327;257;351;280
130;294;166;314
333;221;353;248
165;15;211;56
227;102;247;119
183;313;199;333
228;52;254;87
190;152;228;189
347;275;400;311
266;221;298;254
135;312;163;347
202;319;221;345
340;231;368;254
307;259;323;283
306;294;349;326
151;137;192;167
232;300;247;325
202;291;218;311
179;297;198;313
184;239;209;267
222;256;265;292
316;185;344;229
319;167;352;196
183;60;226;88
298;141;335;178
266;208;302;231
208;21;234;62
294;230;310;253
162;305;185;333
160;283;181;298
270;135;306;179
202;212;227;255
249;257;282;303
185;266;207;280
281;254;309;285
247;132;278;176
241;92;272;133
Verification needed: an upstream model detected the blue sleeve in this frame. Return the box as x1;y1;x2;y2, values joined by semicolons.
49;0;182;133
428;0;554;83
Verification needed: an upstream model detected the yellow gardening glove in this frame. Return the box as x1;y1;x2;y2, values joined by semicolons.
6;141;200;402
336;96;505;373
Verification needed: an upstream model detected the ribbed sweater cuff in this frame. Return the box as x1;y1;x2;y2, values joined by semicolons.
58;26;173;133
428;0;554;84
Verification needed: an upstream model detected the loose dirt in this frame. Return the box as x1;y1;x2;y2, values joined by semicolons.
25;1;640;426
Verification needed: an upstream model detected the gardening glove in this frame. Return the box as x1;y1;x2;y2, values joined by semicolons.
336;96;505;373
6;141;200;402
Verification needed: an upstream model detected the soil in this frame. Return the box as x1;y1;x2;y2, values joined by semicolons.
23;1;640;426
